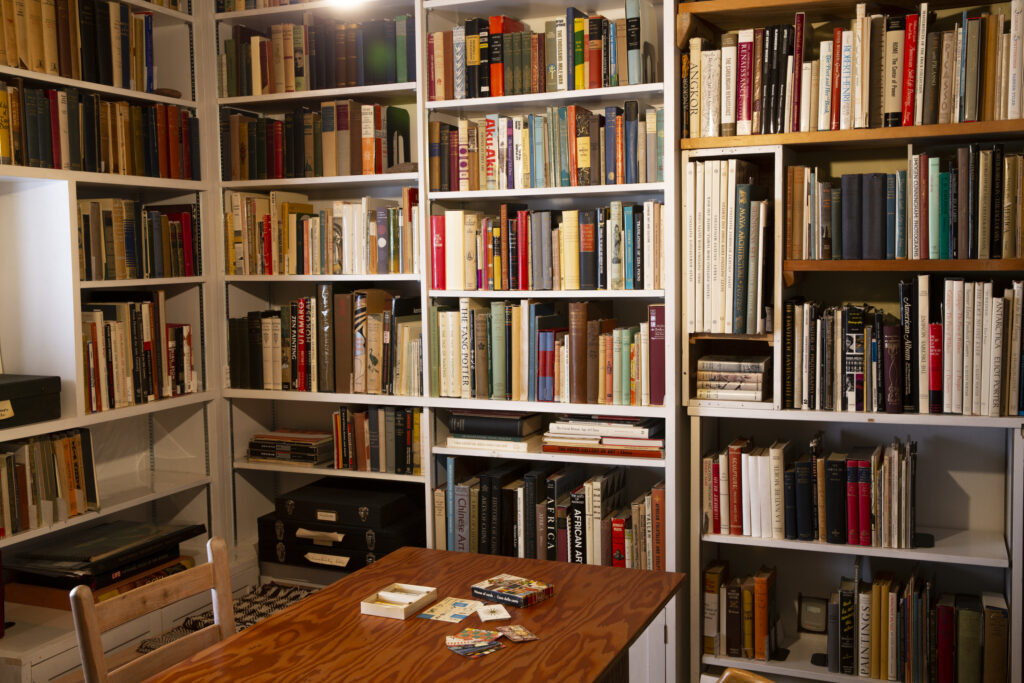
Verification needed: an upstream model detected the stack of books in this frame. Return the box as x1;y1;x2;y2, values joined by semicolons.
219;16;415;97
0;1;162;92
228;287;422;397
788;145;1024;262
429;104;664;192
0;82;199;178
702;563;779;661
332;406;421;475
224;189;419;277
541;416;663;458
444;410;542;453
683;5;1024;139
784;277;1024;415
219;101;410;181
432;300;665;406
470;574;554;608
431;203;665;292
0;429;98;539
703;434;919;548
78;199;199;282
81;290;198;413
246;428;333;468
425;4;659;101
695;355;771;402
684;159;771;335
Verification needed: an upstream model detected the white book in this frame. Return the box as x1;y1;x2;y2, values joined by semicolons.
917;274;930;413
939;30;956;124
710;160;722;333
512;116;524;190
1011;0;1024;119
555;19;568;91
759;451;772;539
808;60;819;132
725;159;738;333
859;8;871;128
497;116;508;190
954;25;963;123
685;161;696;333
718;451;730;535
701;49;721;137
973;281;985;415
640;321;650;405
644;200;654;291
990;296;1006;416
741;448;752;535
748;452;762;538
1002;32;1012;120
444;210;465;290
452;25;466;99
721;39;737;134
800;303;809;409
768;440;789;540
914;3;928;125
981;282;993;416
996;29;1006;121
943;279;955;413
952;279;965;414
1010;281;1023;414
963;281;976;414
800;62;812;131
695;161;705;329
819;42;834;130
702;161;713;331
718;159;729;332
783;55;794;134
794;302;804;409
840;30;855;129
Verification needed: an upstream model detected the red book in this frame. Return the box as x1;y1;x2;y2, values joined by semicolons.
737;35;753;133
728;438;749;535
262;214;273;274
426;33;435;101
272;120;284;178
902;14;919;127
857;459;871;545
488;16;525;98
587;16;605;89
936;595;955;683
648;304;665;405
47;90;61;169
178;212;195;277
830;28;843;130
610;515;626;567
791;12;805;132
711;460;721;534
430;215;445;289
567;105;579;186
516;210;529;289
928;322;943;413
845;457;859;544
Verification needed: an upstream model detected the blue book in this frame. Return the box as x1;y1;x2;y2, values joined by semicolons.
624;101;638;184
939;171;951;259
733;184;753;333
566;8;587;90
539;331;553;400
531;115;545;187
794;457;814;540
656;108;664;181
623;204;635;288
608;21;618;86
143;13;154;91
895;170;907;258
446;456;458;550
625;0;642;85
527;114;536;188
527;302;554;401
841;174;862;259
885;173;896;259
149;211;163;277
604;106;622;184
808;172;816;260
119;4;130;89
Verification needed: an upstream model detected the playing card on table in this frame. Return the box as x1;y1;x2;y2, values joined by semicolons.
445;628;502;647
477;604;511;621
496;625;539;642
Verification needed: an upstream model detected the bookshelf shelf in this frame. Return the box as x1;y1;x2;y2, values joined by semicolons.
687;404;1024;428
218;82;417;107
79;276;205;289
215;0;415;25
0;164;205;191
784;258;1024;286
121;0;194;23
429;289;665;299
703;527;1009;568
702;632;853;683
428;182;665;201
688;332;773;344
681;119;1024;150
433;445;667;469
221;172;420;191
226;274;421;283
224;388;423;406
0;64;195;107
0;472;210;550
425;396;670;417
426;83;666;113
234;461;424;482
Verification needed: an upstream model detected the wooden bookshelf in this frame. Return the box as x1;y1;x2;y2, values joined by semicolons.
783;258;1024;285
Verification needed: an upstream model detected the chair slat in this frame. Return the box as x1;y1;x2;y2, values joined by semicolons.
95;563;214;632
107;626;221;683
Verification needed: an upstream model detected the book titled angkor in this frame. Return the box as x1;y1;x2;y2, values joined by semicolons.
470;573;554;608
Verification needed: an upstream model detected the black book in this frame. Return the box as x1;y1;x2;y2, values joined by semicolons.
485;462;525;554
783;466;797;539
775;24;792;134
384;19;398;83
283;113;294;179
67;89;81;171
78;0;99;83
838;577;857;674
477;19;490;96
439;123;450;192
595;206;607;289
95;0;113;86
967;142;979;258
246;310;264;390
544;465;586;560
862;173;887;259
824;452;847;543
794;455;814;540
841;174;862;259
578;209;598;290
24;88;40;168
760;25;774;134
465;18;480;97
991;144;1004;257
782;297;796;408
949;161;959;258
899;279;916;411
568;485;586;563
633;205;644;289
522;465;557;559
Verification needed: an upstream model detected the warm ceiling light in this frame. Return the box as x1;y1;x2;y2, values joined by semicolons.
329;0;366;6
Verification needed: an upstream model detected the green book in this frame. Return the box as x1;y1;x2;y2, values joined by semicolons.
395;16;409;83
938;171;950;259
557;107;569;186
504;32;514;97
224;39;237;97
619;326;636;405
490;300;506;399
429;304;441;397
956;594;982;683
544;22;558;92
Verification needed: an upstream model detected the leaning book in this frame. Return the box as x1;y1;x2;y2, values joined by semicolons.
470;574;555;608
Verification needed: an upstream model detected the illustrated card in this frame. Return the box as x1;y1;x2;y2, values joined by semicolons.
497;625;539;642
477;604;511;621
417;597;484;623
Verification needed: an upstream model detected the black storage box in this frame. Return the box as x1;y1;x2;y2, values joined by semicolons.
274;480;417;528
0;375;61;428
257;513;424;571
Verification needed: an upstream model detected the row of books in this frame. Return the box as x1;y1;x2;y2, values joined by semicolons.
703;435;919;548
425;3;658;102
684;3;1024;139
783;276;1024;415
217;0;316;11
431;300;665;406
81;291;198;413
437;456;666;570
219;16;415;98
219;101;410;181
0;80;200;178
684;159;771;335
0;0;160;92
431;203;665;292
429;103;663;192
78;199;199;282
0;429;97;539
224;189;418;276
788;147;1024;262
227;288;422;397
702;563;778;661
330;406;421;475
694;355;771;402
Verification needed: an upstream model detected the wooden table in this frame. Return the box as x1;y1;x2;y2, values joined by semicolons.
146;547;686;682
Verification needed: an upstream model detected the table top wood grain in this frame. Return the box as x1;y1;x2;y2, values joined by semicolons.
145;547;686;683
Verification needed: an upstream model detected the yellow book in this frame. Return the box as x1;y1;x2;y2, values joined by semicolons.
0;88;10;164
25;0;44;72
741;576;755;658
561;209;580;289
573;16;584;90
39;0;56;74
510;303;521;400
870;580;882;679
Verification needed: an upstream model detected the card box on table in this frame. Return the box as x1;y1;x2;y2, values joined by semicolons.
360;583;437;620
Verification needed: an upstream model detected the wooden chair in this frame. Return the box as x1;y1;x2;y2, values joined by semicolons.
716;668;776;683
69;536;234;683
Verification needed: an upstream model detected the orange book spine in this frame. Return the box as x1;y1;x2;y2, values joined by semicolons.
651;483;665;571
604;334;614;403
753;575;769;660
360;105;374;175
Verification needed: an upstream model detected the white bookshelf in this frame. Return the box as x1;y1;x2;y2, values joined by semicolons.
220;172;420;191
426;82;665;112
429;182;666;200
219;81;418;107
429;288;667;299
234;460;425;483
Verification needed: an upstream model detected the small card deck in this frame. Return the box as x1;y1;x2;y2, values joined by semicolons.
497;625;539;642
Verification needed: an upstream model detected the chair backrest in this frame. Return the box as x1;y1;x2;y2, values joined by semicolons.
717;668;776;683
70;536;234;683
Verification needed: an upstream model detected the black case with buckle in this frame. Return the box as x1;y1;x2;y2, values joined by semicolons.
273;479;417;528
0;375;61;428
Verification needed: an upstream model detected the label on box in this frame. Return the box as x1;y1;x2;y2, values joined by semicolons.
305;552;349;567
316;509;338;523
0;400;13;420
